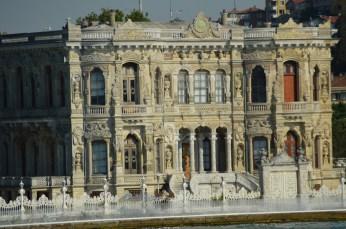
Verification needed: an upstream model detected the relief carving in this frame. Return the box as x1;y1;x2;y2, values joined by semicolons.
84;123;111;139
72;126;84;146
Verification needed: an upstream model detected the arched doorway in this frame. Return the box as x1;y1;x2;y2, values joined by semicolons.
251;66;266;103
180;128;191;179
284;61;299;102
285;131;298;157
124;135;139;174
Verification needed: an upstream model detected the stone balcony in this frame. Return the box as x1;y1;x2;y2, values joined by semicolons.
84;105;109;117
246;103;271;113
0;176;71;188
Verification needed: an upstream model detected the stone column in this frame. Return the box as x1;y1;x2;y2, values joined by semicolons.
226;134;232;172
190;134;195;172
88;141;92;178
199;136;204;173
175;134;180;172
189;74;194;104
211;130;217;173
267;136;271;159
249;137;254;174
105;139;111;178
226;73;231;103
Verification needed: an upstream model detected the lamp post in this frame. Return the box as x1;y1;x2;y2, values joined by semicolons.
103;178;109;209
19;180;25;213
61;180;68;209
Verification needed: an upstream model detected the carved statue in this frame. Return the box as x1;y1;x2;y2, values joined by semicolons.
320;71;329;97
72;76;81;108
164;75;171;99
235;72;242;98
237;145;244;166
165;147;173;170
322;143;330;165
72;127;83;146
75;147;82;170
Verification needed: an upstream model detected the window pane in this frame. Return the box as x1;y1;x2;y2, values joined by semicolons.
92;141;107;175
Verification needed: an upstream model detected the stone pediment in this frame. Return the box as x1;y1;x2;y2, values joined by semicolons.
275;18;310;39
187;12;221;39
114;19;145;40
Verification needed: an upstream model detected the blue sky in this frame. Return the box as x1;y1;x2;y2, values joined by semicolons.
0;0;265;34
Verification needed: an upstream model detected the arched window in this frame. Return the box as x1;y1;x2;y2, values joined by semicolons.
59;71;65;107
313;66;320;101
194;70;209;104
45;66;53;107
284;61;299;102
285;131;298;158
124;135;139;174
251;66;267;103
203;138;211;171
253;137;268;170
123;63;138;104
1;76;7;108
16;67;24;108
215;70;225;103
92;140;107;175
178;70;188;104
90;68;105;105
30;74;36;108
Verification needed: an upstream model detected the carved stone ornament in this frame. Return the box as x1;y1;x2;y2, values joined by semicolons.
84;123;111;139
74;147;83;170
247;119;271;129
189;12;221;39
165;146;173;170
72;74;81;108
235;72;243;98
72;127;84;146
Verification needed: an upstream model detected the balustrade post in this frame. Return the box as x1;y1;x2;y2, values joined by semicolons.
61;180;68;209
140;176;147;208
103;178;109;209
221;176;226;202
19;180;25;213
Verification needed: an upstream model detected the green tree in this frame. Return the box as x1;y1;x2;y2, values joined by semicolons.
76;8;124;25
332;103;346;158
125;9;150;22
332;0;346;74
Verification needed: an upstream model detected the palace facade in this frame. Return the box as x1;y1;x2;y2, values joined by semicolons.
0;13;339;200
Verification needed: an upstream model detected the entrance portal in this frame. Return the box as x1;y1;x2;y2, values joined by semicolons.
182;143;191;179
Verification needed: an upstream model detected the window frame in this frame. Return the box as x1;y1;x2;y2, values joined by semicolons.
90;68;106;106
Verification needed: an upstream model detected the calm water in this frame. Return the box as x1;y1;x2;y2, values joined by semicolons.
163;222;346;229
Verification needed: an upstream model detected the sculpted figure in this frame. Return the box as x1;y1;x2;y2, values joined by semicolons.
165;147;173;170
235;72;242;98
111;83;116;104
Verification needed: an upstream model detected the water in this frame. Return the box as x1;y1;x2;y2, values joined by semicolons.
175;221;346;228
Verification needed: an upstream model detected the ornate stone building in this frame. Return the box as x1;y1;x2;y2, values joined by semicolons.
0;13;339;200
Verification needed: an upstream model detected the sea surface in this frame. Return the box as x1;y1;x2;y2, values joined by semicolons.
160;222;346;229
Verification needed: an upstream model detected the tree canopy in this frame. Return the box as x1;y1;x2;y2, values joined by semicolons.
76;8;150;26
331;0;346;74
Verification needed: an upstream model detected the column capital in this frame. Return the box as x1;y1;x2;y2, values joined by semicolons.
190;135;196;141
226;134;232;141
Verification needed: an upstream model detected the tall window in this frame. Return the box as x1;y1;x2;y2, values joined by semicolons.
253;137;267;170
90;68;105;105
284;61;299;102
203;138;211;171
251;66;267;103
194;71;209;104
215;71;225;103
59;71;65;107
45;66;53;107
124;135;138;174
155;139;162;173
313;67;319;101
1;76;7;108
123;63;138;104
178;70;188;104
0;142;8;176
17;67;24;108
30;74;36;108
154;68;161;104
314;136;320;169
92;141;107;175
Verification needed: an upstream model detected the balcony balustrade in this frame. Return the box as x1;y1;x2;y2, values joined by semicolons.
247;103;270;112
282;102;307;113
85;106;107;116
121;105;147;115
